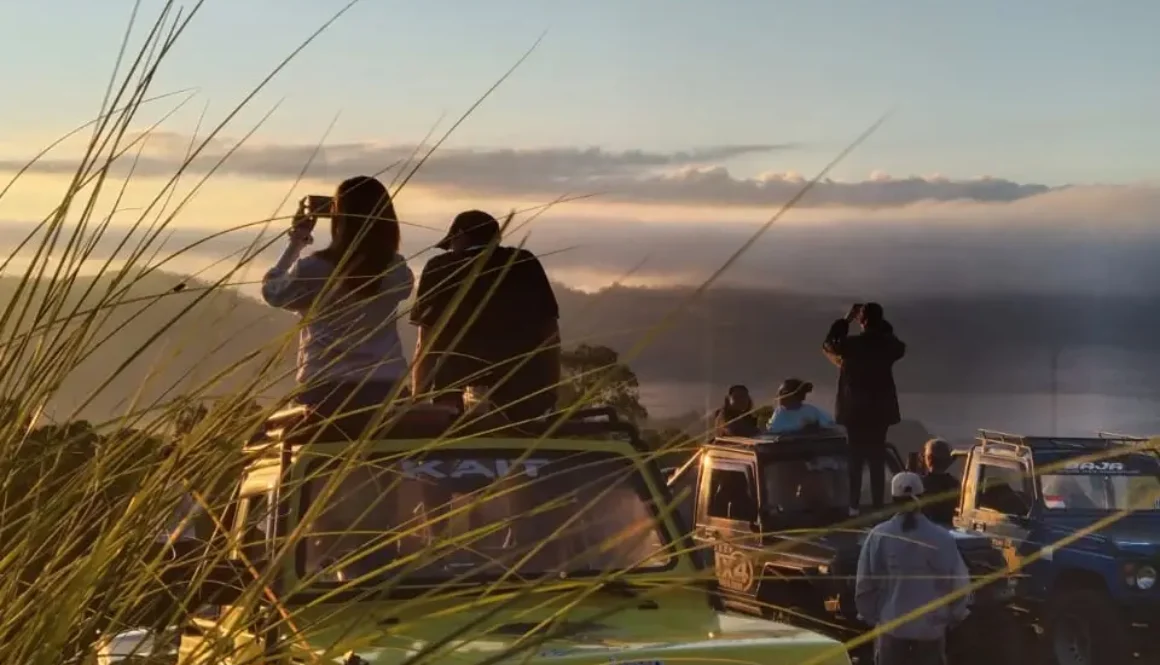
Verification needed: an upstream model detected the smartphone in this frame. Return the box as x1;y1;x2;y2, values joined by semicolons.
300;194;333;215
296;195;333;233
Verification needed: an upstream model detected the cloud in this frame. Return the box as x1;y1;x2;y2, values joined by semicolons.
0;132;1056;208
4;181;1159;300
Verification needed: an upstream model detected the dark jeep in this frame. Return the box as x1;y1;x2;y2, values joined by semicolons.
668;429;1023;664
954;430;1160;665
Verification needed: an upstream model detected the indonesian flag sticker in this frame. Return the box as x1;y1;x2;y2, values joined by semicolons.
1045;495;1067;509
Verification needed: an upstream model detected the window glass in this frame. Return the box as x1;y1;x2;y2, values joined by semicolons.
975;464;1032;516
764;455;849;514
300;451;672;586
706;467;756;521
1039;453;1160;511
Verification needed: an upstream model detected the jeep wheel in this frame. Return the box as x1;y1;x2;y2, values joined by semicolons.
1043;588;1131;665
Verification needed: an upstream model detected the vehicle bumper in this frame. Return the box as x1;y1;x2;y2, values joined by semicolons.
970;575;1019;608
1121;600;1160;653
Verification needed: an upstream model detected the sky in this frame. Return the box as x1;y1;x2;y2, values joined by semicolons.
2;0;1159;293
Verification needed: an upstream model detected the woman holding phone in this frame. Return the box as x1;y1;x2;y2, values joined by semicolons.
262;175;414;417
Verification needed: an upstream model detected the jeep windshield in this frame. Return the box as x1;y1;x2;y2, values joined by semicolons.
1039;453;1160;512
763;452;851;522
298;449;675;588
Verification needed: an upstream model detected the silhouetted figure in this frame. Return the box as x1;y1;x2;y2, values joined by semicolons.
920;438;960;527
765;378;836;434
714;385;759;436
822;302;906;513
410;210;561;423
263;176;413;417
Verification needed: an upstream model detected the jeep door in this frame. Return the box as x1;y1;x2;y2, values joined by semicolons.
962;455;1035;575
693;454;762;608
179;478;275;664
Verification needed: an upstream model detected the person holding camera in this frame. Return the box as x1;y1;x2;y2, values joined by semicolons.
822;301;906;514
262;175;414;417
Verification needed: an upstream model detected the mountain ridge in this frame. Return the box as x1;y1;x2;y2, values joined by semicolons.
4;269;1159;423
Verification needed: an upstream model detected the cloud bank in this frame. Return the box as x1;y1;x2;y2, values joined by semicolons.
5;177;1160;300
0;132;1057;208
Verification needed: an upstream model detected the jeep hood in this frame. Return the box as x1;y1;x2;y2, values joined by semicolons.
1044;515;1160;555
286;595;850;665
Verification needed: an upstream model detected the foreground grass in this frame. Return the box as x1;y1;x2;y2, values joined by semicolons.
0;3;1031;665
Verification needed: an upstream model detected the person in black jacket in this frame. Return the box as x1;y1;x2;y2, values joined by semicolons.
822;302;906;514
920;438;960;526
713;385;760;437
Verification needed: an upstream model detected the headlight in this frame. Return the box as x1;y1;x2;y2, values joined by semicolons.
1136;565;1157;590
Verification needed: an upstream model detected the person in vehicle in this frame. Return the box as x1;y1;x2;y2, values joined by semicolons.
822;302;906;514
855;472;969;665
765;378;836;434
410;210;561;423
262;176;414;417
920;438;960;526
713;384;760;436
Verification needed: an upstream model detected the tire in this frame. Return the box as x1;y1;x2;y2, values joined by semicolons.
1042;587;1133;665
947;607;1023;665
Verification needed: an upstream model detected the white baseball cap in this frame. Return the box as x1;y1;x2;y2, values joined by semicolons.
891;471;925;498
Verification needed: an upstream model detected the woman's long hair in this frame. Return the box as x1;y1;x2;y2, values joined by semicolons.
314;175;400;294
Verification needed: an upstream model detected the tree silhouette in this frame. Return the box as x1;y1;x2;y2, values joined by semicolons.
560;344;649;424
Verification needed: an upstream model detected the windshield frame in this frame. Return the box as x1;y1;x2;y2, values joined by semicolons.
291;448;680;593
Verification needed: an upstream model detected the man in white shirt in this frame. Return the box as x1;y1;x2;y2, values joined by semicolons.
855;472;970;665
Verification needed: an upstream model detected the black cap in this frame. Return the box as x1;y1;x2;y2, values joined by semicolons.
436;210;500;251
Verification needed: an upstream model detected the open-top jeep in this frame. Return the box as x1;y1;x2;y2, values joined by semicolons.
161;406;853;665
954;430;1160;665
668;429;1022;664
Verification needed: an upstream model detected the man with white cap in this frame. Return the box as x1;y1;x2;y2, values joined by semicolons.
855;471;970;665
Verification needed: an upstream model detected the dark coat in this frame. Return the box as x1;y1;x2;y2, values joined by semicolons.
822;318;906;429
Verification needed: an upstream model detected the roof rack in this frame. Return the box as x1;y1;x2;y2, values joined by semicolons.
712;428;849;449
1097;431;1148;442
977;428;1146;453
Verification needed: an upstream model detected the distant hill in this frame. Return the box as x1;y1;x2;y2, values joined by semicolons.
0;271;298;423
5;270;1160;423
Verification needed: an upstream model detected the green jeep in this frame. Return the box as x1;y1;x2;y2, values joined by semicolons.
162;406;853;665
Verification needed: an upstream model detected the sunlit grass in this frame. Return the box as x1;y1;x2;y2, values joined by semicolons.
13;2;1149;665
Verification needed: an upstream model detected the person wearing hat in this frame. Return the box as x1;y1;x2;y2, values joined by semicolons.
764;378;836;434
409;210;561;422
855;471;970;665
